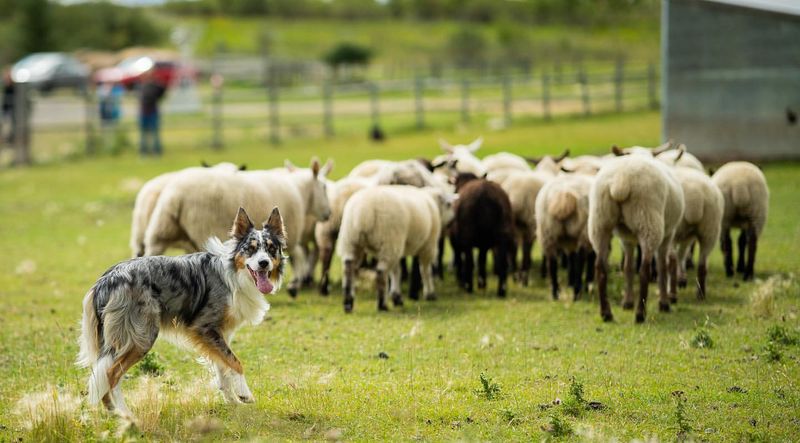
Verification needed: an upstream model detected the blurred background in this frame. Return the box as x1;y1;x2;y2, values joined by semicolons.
0;0;663;166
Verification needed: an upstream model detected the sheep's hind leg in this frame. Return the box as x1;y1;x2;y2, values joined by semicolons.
721;228;734;277
636;248;654;323
409;256;422;301
737;229;747;275
744;226;757;281
389;262;404;307
343;256;360;313
376;263;389;311
594;237;613;322
621;241;636;310
548;254;560;300
477;248;488;290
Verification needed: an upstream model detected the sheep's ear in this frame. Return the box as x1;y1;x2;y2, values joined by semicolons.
439;138;454;153
554;149;570;162
238;164;247;171
284;159;297;172
201;160;210;168
481;172;488;179
319;159;334;178
467;137;483;153
560;165;575;173
263;206;286;239
230;207;254;240
611;145;626;156
652;139;674;155
310;157;321;178
430;158;447;170
673;145;686;163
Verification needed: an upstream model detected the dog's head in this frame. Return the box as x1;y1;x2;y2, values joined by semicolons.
230;207;287;295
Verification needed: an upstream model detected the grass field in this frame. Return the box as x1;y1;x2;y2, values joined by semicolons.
1;111;799;441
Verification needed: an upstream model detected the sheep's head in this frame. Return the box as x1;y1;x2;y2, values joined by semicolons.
525;149;570;175
438;137;487;176
612;140;674;157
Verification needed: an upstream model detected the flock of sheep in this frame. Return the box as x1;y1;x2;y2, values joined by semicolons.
129;138;769;322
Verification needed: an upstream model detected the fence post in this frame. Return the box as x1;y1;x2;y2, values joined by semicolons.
323;78;334;137
268;66;280;145
84;85;96;156
211;74;224;150
542;72;551;121
415;75;425;130
13;82;31;166
502;73;512;126
648;62;658;110
615;58;624;113
461;78;470;123
579;67;591;116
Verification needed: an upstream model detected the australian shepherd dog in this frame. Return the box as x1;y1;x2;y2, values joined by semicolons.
77;207;287;421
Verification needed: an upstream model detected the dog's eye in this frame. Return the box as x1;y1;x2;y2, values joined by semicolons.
268;245;277;255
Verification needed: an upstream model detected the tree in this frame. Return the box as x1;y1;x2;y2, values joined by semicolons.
323;42;373;68
17;0;53;55
447;26;487;68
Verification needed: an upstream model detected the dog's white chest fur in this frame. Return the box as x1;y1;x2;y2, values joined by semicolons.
230;271;270;327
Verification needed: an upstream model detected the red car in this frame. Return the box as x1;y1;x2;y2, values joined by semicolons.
94;56;195;89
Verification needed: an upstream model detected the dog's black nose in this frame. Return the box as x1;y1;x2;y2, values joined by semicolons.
258;259;269;269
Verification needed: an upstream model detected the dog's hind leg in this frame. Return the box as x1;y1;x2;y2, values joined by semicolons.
107;348;150;420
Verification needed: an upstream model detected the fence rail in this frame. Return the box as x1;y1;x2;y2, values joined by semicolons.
0;61;659;166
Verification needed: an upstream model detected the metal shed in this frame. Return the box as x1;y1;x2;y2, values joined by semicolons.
662;0;800;161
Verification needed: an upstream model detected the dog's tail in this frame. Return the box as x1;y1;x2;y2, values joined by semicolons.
77;288;113;405
76;289;100;368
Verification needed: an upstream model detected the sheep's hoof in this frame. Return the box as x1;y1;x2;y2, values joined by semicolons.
743;272;753;282
377;302;389;311
551;291;559;301
319;285;329;296
498;287;507;298
408;291;420;301
301;275;314;287
677;278;687;289
424;293;437;301
344;297;354;313
601;312;614;322
635;312;646;323
477;278;486;290
696;291;705;301
669;296;677;304
659;301;671;313
391;293;404;307
622;300;635;310
725;268;734;277
288;286;298;298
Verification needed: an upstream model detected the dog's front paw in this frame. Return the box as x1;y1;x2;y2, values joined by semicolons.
231;374;255;404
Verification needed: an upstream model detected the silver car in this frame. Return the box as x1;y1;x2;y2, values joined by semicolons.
11;52;90;93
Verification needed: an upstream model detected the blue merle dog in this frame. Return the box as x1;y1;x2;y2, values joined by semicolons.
77;207;286;421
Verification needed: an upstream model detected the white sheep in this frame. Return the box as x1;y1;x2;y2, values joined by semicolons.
143;158;331;297
337;185;455;312
588;153;684;323
129;162;240;257
524;150;570;177
560;155;604;176
315;176;374;295
670;167;724;300
284;159;334;288
348;159;395;179
500;170;549;285
711;161;769;281
656;145;704;172
438;137;487;176
536;174;594;300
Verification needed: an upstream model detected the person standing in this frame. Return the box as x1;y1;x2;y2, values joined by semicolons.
2;69;15;144
138;69;166;156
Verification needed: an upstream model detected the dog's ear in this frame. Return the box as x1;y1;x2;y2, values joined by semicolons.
231;207;254;240
263;207;287;244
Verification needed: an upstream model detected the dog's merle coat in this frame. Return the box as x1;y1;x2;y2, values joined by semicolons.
78;207;286;420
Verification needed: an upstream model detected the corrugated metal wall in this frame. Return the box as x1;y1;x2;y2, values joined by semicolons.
663;0;800;162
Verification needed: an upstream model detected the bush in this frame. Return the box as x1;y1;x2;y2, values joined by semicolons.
323;42;373;67
447;26;487;68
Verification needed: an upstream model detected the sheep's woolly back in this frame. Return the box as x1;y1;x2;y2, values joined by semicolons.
482;152;530;173
711;161;769;235
348;159;395;179
501;171;547;234
549;191;577;221
337;185;440;264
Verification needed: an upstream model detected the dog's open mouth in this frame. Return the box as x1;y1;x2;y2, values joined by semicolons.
247;266;274;294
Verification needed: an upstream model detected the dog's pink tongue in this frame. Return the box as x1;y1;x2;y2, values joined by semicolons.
255;271;273;294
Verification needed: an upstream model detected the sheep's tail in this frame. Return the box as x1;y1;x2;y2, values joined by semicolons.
77;289;113;405
609;173;631;202
732;184;750;209
77;289;100;368
549;191;577;221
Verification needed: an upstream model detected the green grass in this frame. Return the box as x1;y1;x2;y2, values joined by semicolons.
1;111;799;441
186;17;659;67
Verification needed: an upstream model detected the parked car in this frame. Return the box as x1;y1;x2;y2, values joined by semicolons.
94;56;195;90
11;52;90;93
